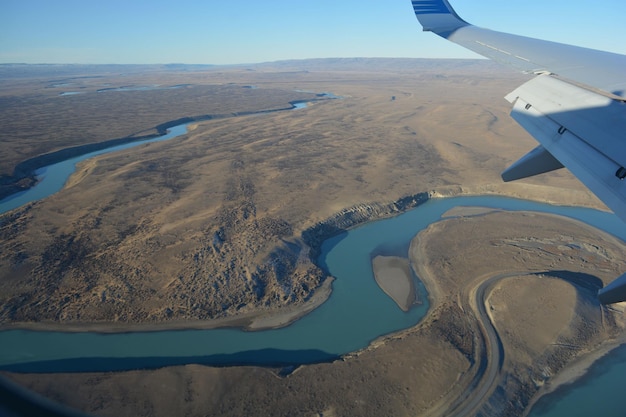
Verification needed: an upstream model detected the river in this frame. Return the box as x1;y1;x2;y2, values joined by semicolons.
1;117;626;415
0;124;189;214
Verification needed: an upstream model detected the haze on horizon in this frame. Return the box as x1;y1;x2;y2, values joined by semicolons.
1;0;625;65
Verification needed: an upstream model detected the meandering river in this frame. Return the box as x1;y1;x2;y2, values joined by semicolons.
1;114;626;415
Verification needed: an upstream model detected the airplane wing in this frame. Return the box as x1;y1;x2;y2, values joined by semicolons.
411;0;626;304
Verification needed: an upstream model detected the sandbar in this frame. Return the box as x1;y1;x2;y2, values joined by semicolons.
372;255;417;311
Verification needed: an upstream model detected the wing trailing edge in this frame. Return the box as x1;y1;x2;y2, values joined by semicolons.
504;75;626;224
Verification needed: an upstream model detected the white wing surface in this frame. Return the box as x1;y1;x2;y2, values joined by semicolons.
412;0;626;304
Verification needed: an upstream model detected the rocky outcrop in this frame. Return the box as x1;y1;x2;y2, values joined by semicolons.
302;192;430;259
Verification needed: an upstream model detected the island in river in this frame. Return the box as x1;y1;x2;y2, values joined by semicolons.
372;255;418;311
1;61;624;416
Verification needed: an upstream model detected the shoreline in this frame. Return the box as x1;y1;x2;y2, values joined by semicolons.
0;185;609;334
407;208;626;416
523;333;626;416
1;195;624;415
0;277;334;334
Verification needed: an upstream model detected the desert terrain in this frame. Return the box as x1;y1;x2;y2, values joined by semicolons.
5;210;625;417
1;59;624;416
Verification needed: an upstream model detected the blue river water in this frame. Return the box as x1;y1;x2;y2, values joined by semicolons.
528;343;626;417
1;196;626;416
0;124;190;214
1;118;626;415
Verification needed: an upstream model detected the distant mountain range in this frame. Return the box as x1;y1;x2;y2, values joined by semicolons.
0;58;498;79
245;57;492;72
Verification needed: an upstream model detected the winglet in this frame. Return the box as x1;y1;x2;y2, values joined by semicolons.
412;0;469;35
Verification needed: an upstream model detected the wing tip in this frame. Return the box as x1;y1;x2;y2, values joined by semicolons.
412;0;469;33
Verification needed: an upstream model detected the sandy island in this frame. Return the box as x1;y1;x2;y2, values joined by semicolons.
372;255;417;311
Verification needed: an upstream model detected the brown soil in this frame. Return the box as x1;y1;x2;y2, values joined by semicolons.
0;59;605;329
5;211;626;417
1;60;623;417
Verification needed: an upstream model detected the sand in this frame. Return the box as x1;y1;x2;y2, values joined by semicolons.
247;277;334;330
372;256;417;311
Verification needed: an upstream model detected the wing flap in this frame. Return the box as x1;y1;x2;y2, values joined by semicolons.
505;75;626;170
505;77;626;222
501;145;563;182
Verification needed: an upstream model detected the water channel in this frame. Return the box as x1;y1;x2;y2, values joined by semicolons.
1;112;626;415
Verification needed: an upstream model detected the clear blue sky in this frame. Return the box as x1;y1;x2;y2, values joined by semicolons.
1;0;624;65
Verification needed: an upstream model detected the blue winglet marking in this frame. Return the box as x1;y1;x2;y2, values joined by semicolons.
412;0;451;15
411;0;468;34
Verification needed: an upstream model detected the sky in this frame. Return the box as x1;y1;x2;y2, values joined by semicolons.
1;0;625;65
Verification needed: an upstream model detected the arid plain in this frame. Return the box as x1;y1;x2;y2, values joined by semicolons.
1;60;625;416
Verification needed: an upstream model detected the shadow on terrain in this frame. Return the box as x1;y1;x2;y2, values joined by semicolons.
0;348;339;374
370;241;411;259
304;192;431;274
303;226;349;274
0;374;93;417
538;270;603;295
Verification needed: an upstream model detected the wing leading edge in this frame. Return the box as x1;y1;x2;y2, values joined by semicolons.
411;0;626;304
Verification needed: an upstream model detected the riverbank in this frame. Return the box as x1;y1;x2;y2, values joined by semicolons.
408;209;626;416
3;202;625;417
0;185;607;333
0;277;334;334
0;183;612;334
0;99;324;203
523;331;626;416
302;182;606;265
